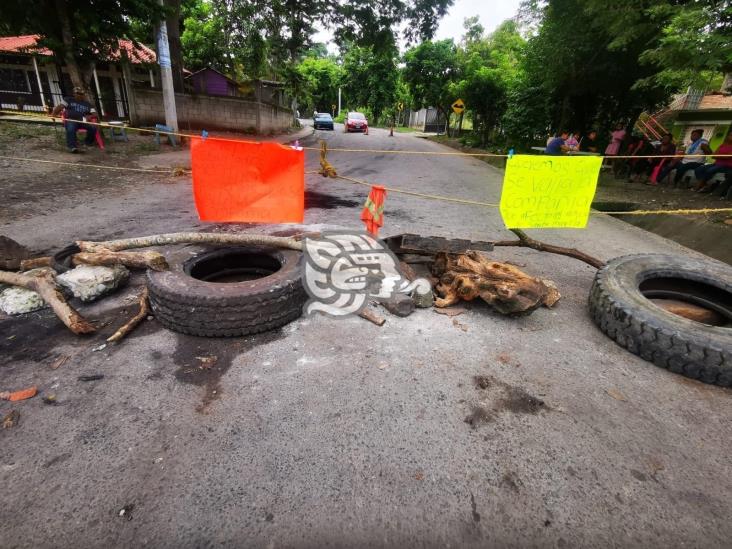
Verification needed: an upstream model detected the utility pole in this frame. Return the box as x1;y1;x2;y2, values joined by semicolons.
338;87;341;115
156;0;178;131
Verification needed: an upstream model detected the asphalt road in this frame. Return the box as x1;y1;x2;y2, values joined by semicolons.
1;122;730;548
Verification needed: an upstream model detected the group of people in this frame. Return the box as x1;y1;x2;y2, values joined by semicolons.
545;125;732;198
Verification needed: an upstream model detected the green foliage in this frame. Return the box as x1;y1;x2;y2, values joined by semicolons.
341;44;398;124
403;39;458;117
296;57;344;113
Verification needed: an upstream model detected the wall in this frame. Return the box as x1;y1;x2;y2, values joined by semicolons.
130;87;293;133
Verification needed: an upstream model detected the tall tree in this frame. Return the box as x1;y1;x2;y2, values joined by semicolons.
403;39;458;134
341;43;399;123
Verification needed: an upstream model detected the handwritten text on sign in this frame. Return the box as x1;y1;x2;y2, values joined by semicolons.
499;155;603;229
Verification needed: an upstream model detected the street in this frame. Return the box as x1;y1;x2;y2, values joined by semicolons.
1;122;731;548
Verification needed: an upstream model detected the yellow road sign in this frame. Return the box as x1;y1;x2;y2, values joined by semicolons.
397;102;404;111
452;99;465;114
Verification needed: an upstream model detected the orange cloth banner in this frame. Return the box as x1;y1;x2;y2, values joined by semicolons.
191;136;304;223
360;185;387;236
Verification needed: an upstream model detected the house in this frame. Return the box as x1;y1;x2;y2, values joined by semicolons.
0;34;156;119
637;76;732;149
186;68;239;97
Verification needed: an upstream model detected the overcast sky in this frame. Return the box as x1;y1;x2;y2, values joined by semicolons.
314;0;522;50
434;0;522;41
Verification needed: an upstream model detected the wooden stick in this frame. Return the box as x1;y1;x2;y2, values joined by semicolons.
20;251;169;272
494;229;605;269
18;257;52;270
77;232;303;253
74;251;169;271
358;308;385;326
0;270;95;334
107;287;150;343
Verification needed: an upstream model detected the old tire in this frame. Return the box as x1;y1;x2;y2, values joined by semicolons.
147;246;306;337
589;254;732;387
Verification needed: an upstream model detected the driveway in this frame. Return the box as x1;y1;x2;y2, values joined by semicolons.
1;122;730;548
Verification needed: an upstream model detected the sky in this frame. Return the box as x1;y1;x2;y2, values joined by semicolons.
313;0;522;51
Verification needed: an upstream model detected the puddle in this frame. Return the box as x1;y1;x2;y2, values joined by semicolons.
305;190;359;209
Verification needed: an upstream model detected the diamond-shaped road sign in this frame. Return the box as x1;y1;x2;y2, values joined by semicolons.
452;99;465;114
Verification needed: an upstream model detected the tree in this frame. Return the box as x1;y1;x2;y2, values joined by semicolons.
341;44;399;124
1;0;165;93
403;39;458;134
296;56;344;113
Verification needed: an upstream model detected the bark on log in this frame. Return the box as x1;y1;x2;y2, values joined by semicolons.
494;229;605;269
77;233;303;253
0;270;95;334
107;287;150;343
432;251;560;315
19;257;52;270
21;251;168;271
74;251;169;271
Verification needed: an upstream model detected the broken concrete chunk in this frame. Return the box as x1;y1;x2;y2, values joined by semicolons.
412;288;435;308
0;286;47;315
56;264;129;302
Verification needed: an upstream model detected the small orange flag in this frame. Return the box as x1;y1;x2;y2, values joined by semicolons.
191;136;304;223
360;185;387;236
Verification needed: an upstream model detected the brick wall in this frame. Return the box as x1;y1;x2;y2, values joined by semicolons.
130;88;293;134
699;94;732;110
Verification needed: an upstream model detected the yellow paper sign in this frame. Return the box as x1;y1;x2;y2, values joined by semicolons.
499;155;602;228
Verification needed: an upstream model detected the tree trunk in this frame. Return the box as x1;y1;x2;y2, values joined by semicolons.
164;0;185;93
54;0;88;94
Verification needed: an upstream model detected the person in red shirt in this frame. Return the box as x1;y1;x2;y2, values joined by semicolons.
694;132;732;192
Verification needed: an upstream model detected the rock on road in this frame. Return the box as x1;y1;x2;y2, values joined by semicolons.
0;122;730;548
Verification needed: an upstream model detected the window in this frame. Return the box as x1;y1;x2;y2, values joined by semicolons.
0;68;30;92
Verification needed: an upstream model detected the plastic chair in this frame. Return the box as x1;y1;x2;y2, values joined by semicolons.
61;110;105;150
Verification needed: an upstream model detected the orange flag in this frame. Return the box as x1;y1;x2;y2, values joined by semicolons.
191;136;304;223
360;185;387;236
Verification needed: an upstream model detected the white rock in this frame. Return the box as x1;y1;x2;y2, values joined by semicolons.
56;265;129;302
0;286;47;315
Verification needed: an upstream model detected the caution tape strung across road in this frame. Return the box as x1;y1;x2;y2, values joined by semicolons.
2;110;731;218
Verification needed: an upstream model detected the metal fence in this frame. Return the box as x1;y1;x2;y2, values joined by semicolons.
0;88;129;120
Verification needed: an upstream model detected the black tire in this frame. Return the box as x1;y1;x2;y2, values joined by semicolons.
589;254;732;387
147;246;306;337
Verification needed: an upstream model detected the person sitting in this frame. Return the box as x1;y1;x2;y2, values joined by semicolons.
655;128;712;187
626;135;654;182
545;131;570;155
580;130;599;153
693;131;732;192
565;131;580;151
50;86;98;153
646;133;675;185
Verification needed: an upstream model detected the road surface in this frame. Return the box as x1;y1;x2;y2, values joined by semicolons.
1;123;730;548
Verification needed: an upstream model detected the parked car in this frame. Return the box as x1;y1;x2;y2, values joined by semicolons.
313;112;334;130
345;112;368;133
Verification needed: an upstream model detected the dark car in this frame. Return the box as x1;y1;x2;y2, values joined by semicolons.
345;112;368;133
314;112;334;130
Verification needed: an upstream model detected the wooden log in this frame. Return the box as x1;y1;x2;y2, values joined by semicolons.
432;251;560;315
107;287;150;343
77;232;303;253
0;269;95;334
74;251;169;271
19;256;52;270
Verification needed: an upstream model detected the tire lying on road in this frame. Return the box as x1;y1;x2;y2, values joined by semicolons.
589;254;732;387
148;247;306;337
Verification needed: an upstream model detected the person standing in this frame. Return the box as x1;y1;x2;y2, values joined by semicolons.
50;86;97;153
605;123;626;157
